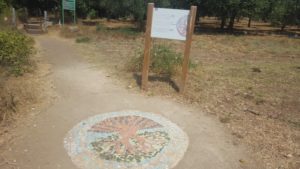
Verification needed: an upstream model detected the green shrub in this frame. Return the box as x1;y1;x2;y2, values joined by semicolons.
87;9;97;19
96;24;141;39
0;7;12;29
0;30;34;75
0;0;6;14
17;8;28;23
129;44;187;76
112;27;140;37
76;36;90;43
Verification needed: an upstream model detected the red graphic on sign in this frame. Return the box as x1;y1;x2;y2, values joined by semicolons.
176;15;188;37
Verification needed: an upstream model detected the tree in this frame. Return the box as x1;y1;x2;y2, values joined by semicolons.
0;0;6;14
242;0;267;27
76;0;89;18
127;0;146;29
270;0;300;30
9;0;58;16
206;0;242;29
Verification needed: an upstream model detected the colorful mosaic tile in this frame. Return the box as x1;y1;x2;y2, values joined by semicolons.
64;111;189;169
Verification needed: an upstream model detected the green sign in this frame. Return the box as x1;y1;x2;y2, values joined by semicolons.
63;0;75;11
62;0;76;25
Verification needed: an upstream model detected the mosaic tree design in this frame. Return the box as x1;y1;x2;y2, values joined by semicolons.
64;111;189;169
89;115;170;162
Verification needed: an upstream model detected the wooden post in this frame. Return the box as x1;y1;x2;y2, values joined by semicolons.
141;3;154;90
180;6;197;93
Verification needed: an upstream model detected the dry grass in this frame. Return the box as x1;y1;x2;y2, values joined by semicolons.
190;35;300;121
58;20;300;169
186;35;300;169
0;41;54;124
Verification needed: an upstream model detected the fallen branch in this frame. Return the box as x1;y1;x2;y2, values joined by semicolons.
245;109;260;116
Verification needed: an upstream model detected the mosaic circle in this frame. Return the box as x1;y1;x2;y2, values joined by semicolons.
64;111;189;169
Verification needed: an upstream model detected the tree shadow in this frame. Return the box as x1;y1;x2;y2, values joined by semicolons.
133;73;180;92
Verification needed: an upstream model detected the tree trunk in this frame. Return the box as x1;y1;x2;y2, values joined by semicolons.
220;16;226;29
196;8;200;24
107;12;111;21
248;16;252;28
228;12;237;30
281;24;286;31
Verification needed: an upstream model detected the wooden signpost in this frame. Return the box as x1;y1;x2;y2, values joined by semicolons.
141;3;197;93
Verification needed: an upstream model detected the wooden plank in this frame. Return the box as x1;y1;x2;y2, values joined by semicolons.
141;3;154;90
180;6;197;93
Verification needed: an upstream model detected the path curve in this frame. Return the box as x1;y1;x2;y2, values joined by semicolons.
1;36;256;169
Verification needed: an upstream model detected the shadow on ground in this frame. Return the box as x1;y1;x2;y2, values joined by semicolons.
133;73;180;92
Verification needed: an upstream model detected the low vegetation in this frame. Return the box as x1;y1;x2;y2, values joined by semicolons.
0;30;34;75
0;27;35;122
96;24;141;38
76;36;90;43
128;44;185;76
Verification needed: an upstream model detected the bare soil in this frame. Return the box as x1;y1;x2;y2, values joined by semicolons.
0;18;299;169
0;33;261;169
0;41;55;149
65;20;300;169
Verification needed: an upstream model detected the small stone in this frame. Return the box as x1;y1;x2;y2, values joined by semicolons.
284;154;293;158
239;159;245;163
0;138;4;145
252;67;261;73
277;165;285;169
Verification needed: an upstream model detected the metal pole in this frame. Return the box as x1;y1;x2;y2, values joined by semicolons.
74;0;76;24
62;0;64;25
44;10;48;31
12;8;16;27
44;11;47;21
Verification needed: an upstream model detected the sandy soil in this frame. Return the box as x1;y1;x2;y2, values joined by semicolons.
0;35;262;169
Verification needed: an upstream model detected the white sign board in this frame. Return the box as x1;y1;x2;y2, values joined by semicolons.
151;8;190;41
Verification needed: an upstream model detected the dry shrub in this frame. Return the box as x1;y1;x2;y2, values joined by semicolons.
0;74;38;122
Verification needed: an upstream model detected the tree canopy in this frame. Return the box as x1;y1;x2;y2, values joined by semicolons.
1;0;299;30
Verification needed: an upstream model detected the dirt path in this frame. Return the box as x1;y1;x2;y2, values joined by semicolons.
1;35;259;169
